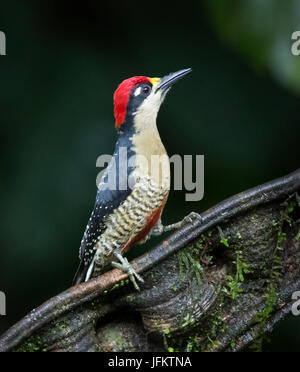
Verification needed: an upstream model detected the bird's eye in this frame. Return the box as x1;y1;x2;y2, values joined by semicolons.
142;85;151;94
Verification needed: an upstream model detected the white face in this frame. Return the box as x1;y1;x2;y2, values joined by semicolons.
133;86;168;130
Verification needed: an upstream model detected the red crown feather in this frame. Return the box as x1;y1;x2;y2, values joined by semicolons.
113;76;150;128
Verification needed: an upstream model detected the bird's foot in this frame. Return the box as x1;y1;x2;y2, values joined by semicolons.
158;212;202;233
112;256;144;291
180;211;202;227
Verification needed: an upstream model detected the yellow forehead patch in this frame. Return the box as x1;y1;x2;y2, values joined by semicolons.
149;77;161;88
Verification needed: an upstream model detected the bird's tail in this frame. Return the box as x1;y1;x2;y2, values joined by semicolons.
72;257;96;286
72;260;88;286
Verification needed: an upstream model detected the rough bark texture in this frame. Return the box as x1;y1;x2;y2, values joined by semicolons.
0;169;299;352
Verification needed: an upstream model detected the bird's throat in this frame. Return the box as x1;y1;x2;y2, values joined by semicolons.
131;123;170;188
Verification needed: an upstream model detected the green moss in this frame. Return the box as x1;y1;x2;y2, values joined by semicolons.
268;198;295;283
218;226;229;247
163;330;177;352
236;232;242;239
257;286;277;325
17;335;47;353
250;285;277;352
280;198;297;226
177;232;214;286
296;193;300;208
109;278;130;292
166;289;226;352
181;314;196;328
164;328;170;335
295;228;300;242
57;320;68;329
177;246;204;288
169;195;299;353
222;250;250;299
251;196;298;351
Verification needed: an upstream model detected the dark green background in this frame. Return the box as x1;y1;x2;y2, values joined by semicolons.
0;0;299;351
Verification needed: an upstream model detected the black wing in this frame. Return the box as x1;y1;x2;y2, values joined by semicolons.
73;141;135;285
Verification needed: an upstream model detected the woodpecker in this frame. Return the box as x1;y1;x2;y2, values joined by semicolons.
73;68;200;290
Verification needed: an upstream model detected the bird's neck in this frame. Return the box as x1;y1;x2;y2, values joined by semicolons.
132;122;167;159
117;118;169;186
117;117;166;156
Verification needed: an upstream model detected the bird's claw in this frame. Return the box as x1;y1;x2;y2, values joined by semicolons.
182;211;202;226
112;257;144;291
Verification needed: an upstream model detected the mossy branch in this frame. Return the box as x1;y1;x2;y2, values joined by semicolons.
0;169;299;352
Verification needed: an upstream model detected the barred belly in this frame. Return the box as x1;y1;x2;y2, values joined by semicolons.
92;176;169;276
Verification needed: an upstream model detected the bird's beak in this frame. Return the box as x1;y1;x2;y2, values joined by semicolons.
155;68;192;93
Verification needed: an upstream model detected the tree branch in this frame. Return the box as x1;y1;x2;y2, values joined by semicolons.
0;169;299;352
